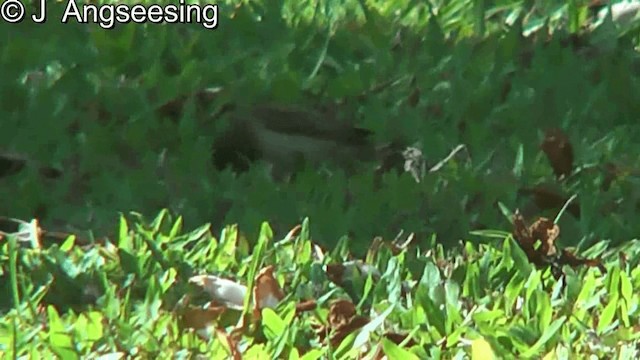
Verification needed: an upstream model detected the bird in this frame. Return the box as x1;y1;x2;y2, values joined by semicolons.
211;103;377;179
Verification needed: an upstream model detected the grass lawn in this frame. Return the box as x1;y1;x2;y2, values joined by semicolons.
1;0;640;358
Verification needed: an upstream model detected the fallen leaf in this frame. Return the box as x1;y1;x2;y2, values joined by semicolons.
295;300;317;315
314;299;371;347
179;303;226;334
252;266;285;319
540;128;574;179
558;249;606;273
331;316;370;348
529;217;560;257
512;210;604;278
328;299;358;329
513;211;559;267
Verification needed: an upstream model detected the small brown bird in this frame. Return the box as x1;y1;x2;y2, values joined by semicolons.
211;104;376;178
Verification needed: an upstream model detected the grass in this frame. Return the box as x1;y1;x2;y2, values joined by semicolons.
1;212;639;358
0;0;639;358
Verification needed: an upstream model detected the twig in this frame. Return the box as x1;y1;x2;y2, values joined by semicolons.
429;144;468;173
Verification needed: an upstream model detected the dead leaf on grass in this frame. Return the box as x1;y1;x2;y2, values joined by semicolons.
179;302;227;339
512;210;604;278
189;266;285;318
513;214;559;266
186;266;285;342
252;266;285;319
540;128;574;179
295;299;317;315
316;299;370;347
558;249;606;273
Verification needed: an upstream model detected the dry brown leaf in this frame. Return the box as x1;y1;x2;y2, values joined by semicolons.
512;210;604;277
315;299;371;347
332;316;370;348
328;300;357;329
558;249;606;273
513;211;534;248
295;300;317;315
252;266;285;319
513;211;558;267
179;303;226;333
328;300;368;347
529;217;560;257
540;128;574;179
